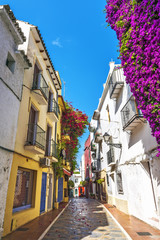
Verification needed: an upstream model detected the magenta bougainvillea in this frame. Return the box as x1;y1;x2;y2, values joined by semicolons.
105;0;160;155
61;102;88;164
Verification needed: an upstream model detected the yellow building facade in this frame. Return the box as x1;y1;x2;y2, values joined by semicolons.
56;77;71;206
3;21;61;236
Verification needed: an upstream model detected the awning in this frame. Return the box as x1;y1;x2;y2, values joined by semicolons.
63;168;71;176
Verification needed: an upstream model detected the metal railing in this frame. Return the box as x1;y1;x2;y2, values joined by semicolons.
32;73;49;100
121;96;143;129
107;146;115;165
91;141;97;152
51;139;58;158
48;99;60;118
91;162;97;172
91;160;100;172
46;139;58;159
108;68;124;98
26;123;45;150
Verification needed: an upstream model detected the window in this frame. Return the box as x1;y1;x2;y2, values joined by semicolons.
27;106;38;145
6;52;15;73
13;168;35;213
116;171;123;194
33;62;41;87
75;178;78;183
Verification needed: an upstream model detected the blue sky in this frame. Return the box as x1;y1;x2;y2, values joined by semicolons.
1;0;120;166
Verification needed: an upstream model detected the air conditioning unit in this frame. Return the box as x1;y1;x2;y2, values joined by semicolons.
40;158;50;168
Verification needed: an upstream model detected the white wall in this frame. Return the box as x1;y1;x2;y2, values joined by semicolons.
70;170;82;197
96;61;160;229
0;11;27;238
80;154;85;181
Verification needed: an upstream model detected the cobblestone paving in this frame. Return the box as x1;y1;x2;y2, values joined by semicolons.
43;198;128;240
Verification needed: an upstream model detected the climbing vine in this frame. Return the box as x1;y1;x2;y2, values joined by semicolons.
105;0;160;155
61;102;88;170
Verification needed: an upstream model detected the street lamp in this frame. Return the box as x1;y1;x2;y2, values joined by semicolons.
103;132;122;149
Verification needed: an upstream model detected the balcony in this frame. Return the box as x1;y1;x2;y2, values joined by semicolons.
109;68;124;99
45;139;58;162
91;161;99;173
91;141;97;152
25;123;45;154
93;110;100;120
47;99;60;122
121;96;146;131
63;158;71;171
88;123;96;132
94;127;103;143
32;74;49;105
95;134;103;143
107;146;115;166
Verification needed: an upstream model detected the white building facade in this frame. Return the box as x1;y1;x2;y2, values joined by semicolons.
89;61;160;229
0;5;31;238
70;169;82;197
80;154;85;181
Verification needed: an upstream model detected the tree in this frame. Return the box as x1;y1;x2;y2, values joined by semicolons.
68;180;74;188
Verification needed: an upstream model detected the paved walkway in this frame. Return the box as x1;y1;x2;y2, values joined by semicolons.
42;198;128;240
3;198;160;240
104;203;160;240
2;202;68;240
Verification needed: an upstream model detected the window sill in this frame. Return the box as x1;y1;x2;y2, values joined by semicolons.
12;205;34;215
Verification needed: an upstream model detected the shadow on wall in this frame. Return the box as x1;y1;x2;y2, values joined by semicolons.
115;87;123;114
128;122;157;153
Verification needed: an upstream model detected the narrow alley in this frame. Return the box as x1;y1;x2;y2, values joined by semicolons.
1;2;160;240
42;198;128;240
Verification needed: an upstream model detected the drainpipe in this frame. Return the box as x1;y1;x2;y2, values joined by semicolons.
148;161;158;212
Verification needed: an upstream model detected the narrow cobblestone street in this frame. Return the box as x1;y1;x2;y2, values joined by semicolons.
43;198;128;240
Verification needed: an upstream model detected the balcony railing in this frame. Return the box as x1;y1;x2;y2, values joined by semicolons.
109;68;124;99
45;139;58;159
32;74;49;101
91;161;99;173
107;146;115;165
48;99;60;118
95;133;103;143
121;96;145;131
26;123;45;151
88;123;96;132
91;141;97;152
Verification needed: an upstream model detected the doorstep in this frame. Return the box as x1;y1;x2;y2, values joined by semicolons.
2;202;68;240
103;203;160;240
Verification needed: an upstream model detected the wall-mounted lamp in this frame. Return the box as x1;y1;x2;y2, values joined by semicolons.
103;132;122;149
